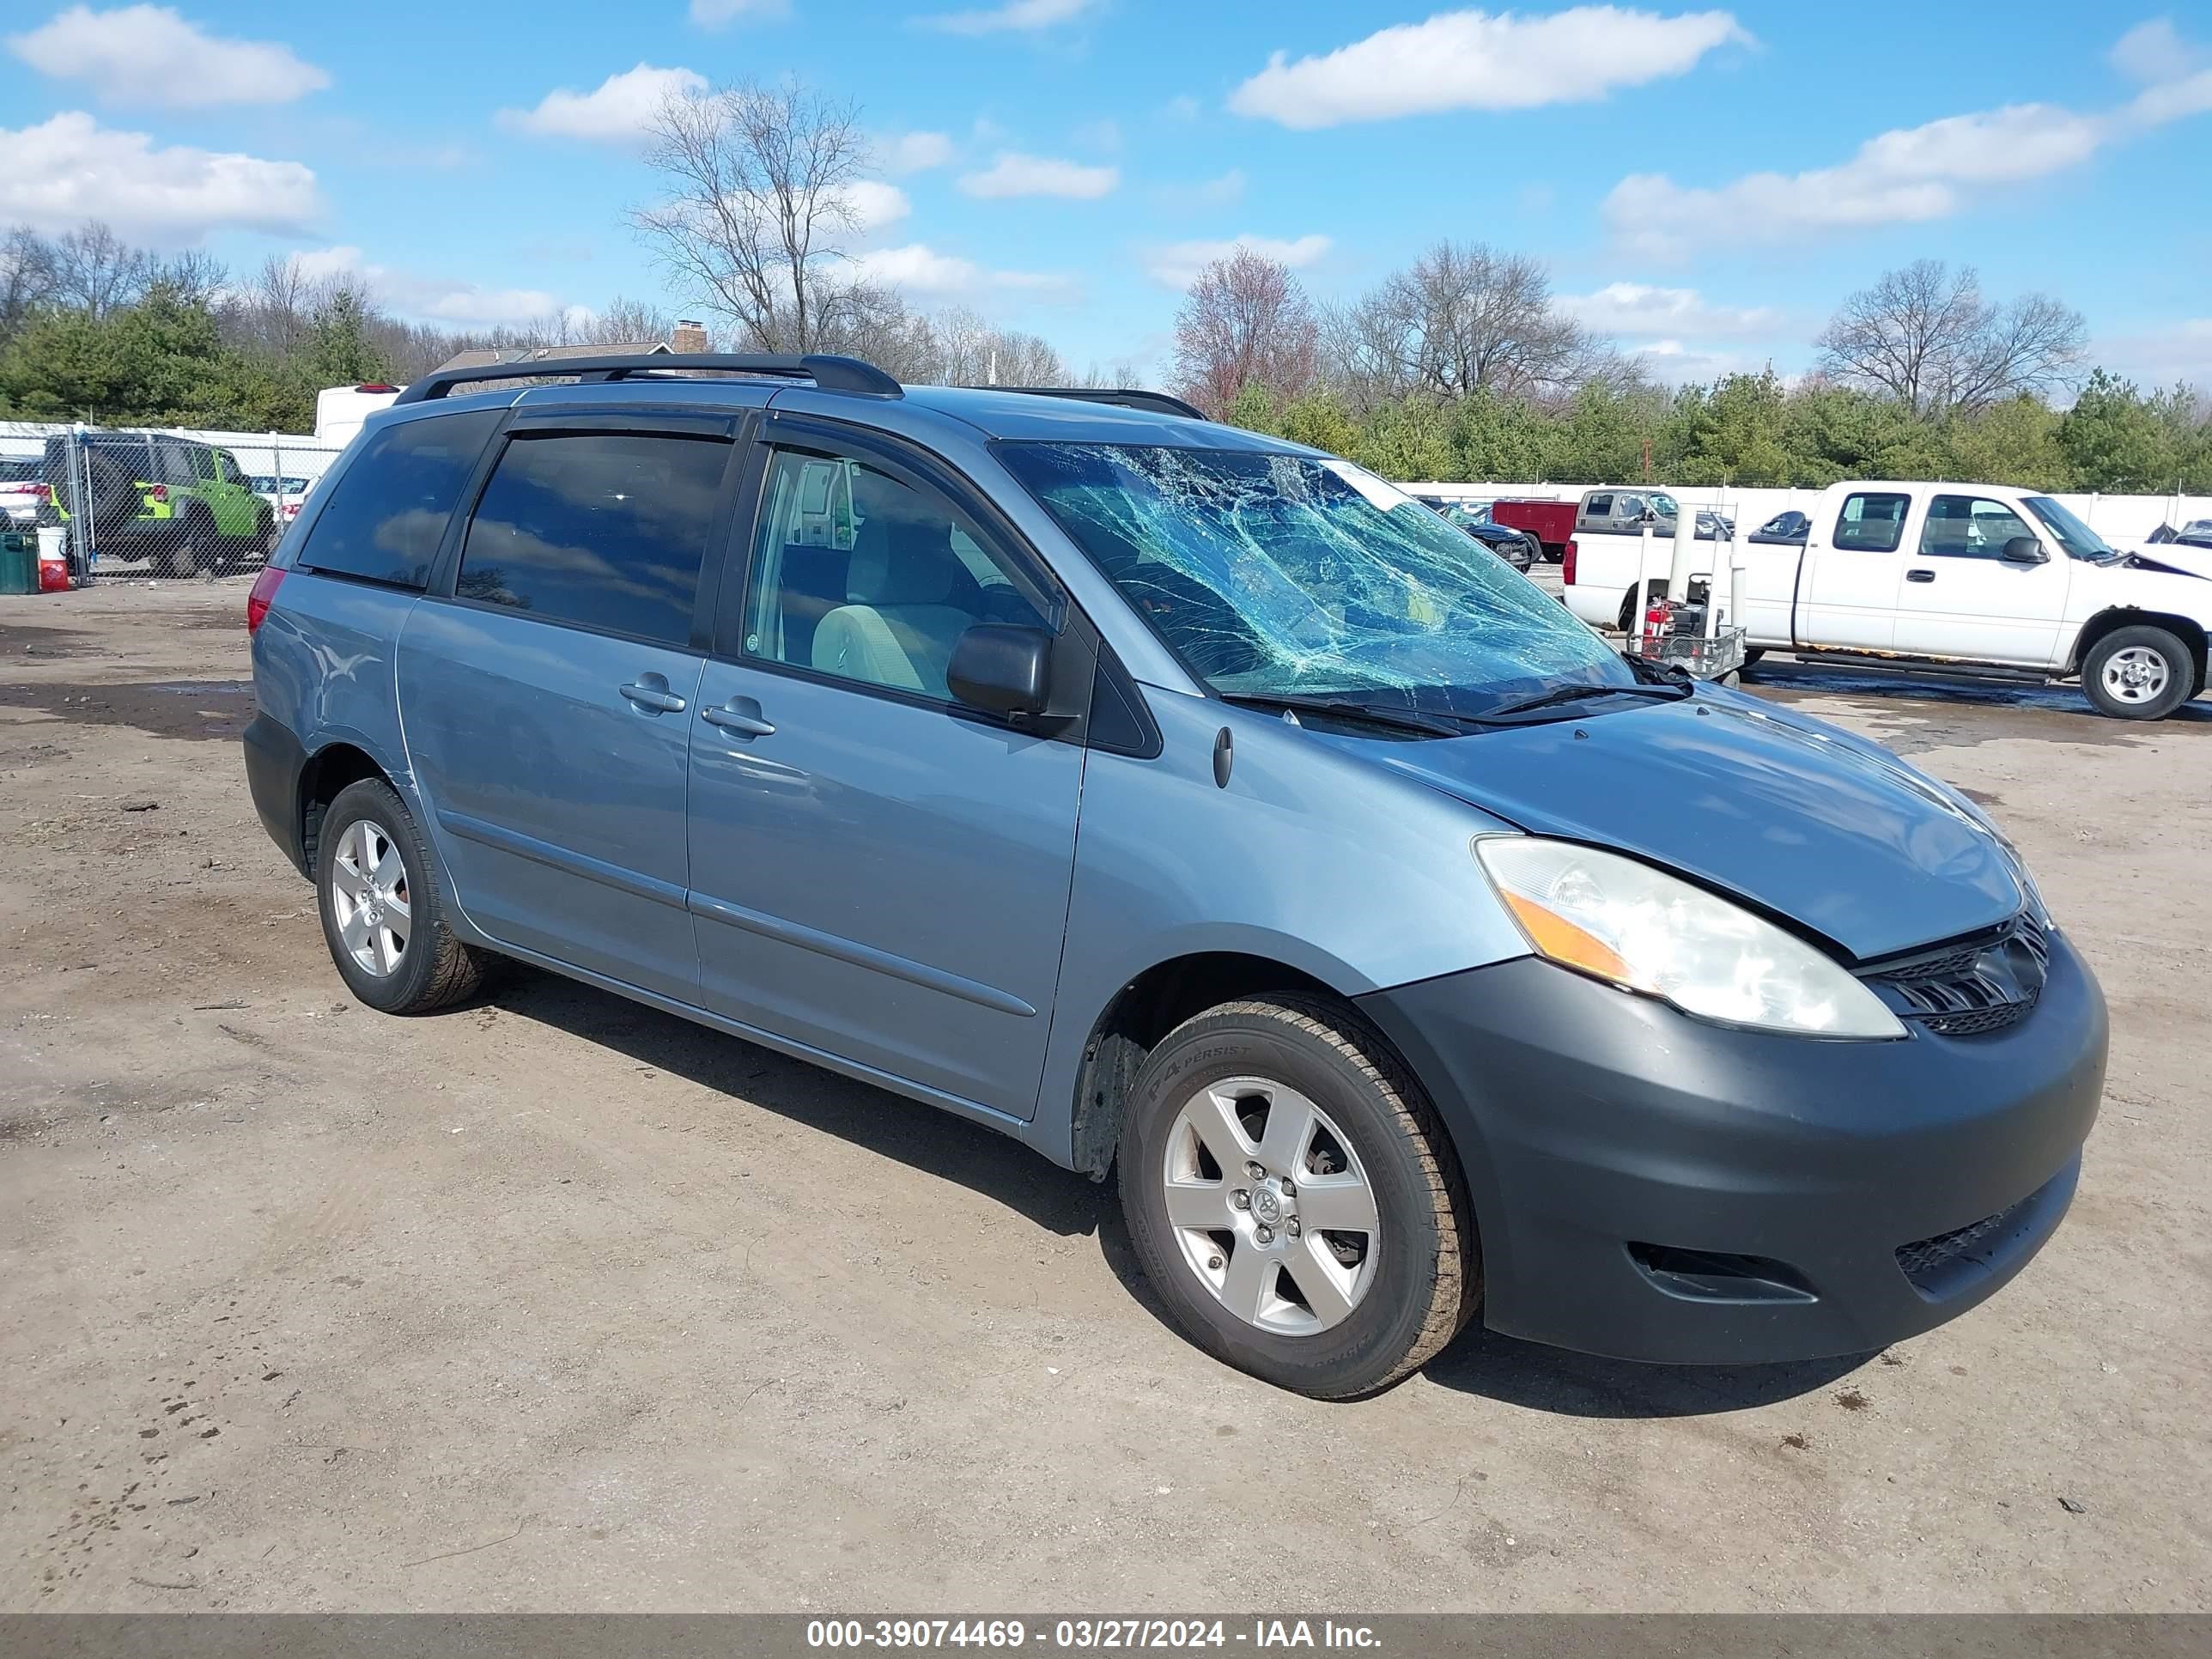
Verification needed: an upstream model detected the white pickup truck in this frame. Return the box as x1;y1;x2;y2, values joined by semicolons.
1563;478;2212;720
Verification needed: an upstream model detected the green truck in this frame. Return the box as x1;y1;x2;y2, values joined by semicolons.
44;432;276;577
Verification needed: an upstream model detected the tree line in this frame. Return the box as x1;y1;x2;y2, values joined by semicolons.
1173;246;2211;495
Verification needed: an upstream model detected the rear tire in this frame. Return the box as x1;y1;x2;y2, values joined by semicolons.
2081;625;2193;720
1118;994;1478;1399
317;778;488;1014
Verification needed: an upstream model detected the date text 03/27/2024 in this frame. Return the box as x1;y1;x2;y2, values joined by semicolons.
804;1620;1382;1650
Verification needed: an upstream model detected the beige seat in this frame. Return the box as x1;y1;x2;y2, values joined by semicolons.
812;503;976;698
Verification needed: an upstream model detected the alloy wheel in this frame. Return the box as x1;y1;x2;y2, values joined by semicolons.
1160;1077;1380;1335
330;818;410;976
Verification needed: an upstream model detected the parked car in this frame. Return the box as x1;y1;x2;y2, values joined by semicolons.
247;473;313;526
42;433;275;575
1427;500;1535;571
244;355;2105;1397
1565;478;2212;719
2147;519;2212;550
1750;509;1811;545
1;455;56;525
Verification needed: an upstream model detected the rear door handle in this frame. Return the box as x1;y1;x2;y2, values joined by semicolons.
619;676;687;714
702;699;775;738
1906;568;1936;583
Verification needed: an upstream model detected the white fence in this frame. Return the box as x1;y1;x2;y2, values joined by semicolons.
1407;481;2212;547
0;420;344;487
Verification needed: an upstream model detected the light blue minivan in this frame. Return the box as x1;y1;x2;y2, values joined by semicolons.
244;355;2106;1397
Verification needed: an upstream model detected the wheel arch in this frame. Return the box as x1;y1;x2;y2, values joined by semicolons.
1065;949;1452;1185
2069;607;2208;693
297;740;392;876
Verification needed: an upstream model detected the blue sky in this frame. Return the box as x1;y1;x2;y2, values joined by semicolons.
5;1;2210;386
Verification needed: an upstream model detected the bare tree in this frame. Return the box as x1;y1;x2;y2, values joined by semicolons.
1;226;59;341
1816;260;2085;417
592;295;676;347
1331;241;1594;408
1170;246;1319;417
51;222;154;319
631;79;872;352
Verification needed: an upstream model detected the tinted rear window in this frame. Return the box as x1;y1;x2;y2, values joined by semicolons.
296;410;501;589
455;432;730;647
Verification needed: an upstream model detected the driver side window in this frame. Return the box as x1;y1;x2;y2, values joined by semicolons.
743;447;1051;702
1919;495;2036;561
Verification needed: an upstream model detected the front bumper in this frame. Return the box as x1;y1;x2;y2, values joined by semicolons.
1357;933;2106;1364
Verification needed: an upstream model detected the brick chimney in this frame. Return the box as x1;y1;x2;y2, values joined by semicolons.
671;319;709;354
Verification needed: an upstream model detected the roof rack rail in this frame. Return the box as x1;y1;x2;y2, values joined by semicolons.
392;352;902;406
971;386;1209;422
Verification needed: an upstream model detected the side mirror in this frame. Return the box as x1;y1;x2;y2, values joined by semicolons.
1999;536;2047;565
948;623;1053;718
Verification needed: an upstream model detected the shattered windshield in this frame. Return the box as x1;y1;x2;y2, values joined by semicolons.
998;443;1634;716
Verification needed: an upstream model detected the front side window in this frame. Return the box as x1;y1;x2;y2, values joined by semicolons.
743;447;1051;700
999;443;1633;719
456;432;729;647
1833;491;1911;553
1919;495;2038;561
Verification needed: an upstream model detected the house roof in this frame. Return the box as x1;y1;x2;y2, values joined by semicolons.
432;342;670;374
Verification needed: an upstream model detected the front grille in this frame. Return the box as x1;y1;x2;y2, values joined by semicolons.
1865;913;2049;1037
1896;1194;2033;1289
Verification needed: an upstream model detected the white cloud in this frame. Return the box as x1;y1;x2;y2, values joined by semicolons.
2111;18;2208;83
1154;168;1247;210
1073;118;1122;152
1229;6;1746;129
1556;283;1784;339
2094;318;2212;386
844;241;1076;302
0;111;319;243
1609;23;2212;256
8;4;328;109
1627;339;1761;386
884;129;955;173
920;0;1098;35
289;245;581;330
690;0;789;26
958;151;1119;198
1146;233;1331;289
834;179;913;232
499;64;706;144
1160;94;1200;122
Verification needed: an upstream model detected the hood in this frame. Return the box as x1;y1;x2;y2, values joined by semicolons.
2115;544;2212;580
1365;691;2021;962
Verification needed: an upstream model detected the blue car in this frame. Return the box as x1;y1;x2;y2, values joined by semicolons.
242;355;2105;1398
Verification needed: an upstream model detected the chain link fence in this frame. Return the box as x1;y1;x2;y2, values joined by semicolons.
1;421;346;583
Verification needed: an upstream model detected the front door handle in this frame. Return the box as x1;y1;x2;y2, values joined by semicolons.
1906;568;1936;583
702;698;775;738
620;675;687;714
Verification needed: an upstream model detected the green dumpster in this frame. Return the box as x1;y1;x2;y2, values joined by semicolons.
0;529;40;595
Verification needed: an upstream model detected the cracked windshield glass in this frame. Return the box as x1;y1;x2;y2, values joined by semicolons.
999;443;1636;722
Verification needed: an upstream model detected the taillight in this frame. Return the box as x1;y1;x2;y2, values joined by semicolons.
1562;540;1578;583
27;482;49;501
149;483;168;502
246;565;286;634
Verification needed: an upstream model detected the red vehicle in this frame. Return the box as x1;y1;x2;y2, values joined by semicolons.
1489;497;1577;562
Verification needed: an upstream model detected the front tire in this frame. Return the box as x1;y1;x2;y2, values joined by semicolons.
2082;625;2193;720
317;778;488;1013
1118;995;1477;1399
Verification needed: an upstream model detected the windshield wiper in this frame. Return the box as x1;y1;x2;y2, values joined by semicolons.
1482;680;1690;720
1218;691;1473;738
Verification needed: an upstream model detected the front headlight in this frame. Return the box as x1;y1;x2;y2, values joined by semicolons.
1474;837;1905;1039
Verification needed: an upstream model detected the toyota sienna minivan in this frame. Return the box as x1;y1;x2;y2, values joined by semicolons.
243;355;2106;1398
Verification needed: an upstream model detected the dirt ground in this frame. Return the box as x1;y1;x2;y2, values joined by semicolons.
2;575;2207;1614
